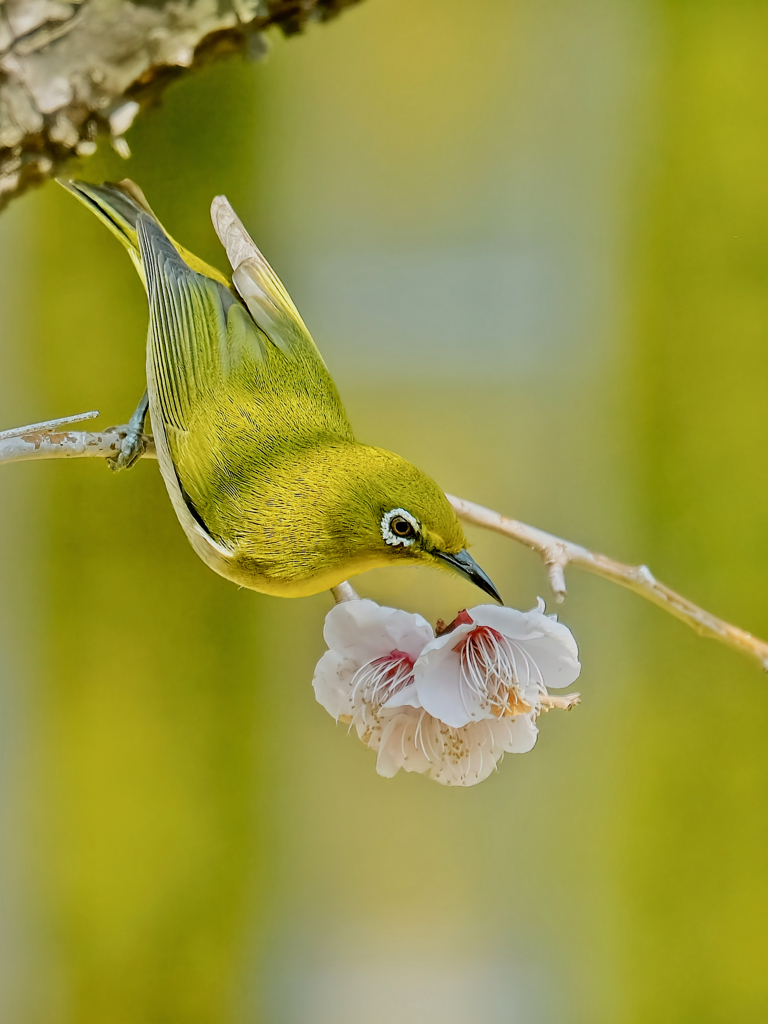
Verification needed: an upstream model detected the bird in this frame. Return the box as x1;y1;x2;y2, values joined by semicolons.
61;179;502;603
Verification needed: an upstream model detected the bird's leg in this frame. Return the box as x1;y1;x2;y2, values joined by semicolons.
109;390;149;471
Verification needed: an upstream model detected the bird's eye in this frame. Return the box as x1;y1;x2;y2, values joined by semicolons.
381;508;420;547
390;516;414;538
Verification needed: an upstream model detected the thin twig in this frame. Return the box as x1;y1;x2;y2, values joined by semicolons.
1;420;765;670
540;693;581;711
446;494;768;671
0;410;99;440
331;582;361;604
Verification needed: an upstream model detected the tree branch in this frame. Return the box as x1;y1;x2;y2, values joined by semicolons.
4;418;766;671
446;494;768;671
0;0;363;210
0;415;155;464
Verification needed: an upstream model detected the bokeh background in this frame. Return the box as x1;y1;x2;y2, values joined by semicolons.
2;0;768;1020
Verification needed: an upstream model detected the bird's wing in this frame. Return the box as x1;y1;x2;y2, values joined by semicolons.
137;215;265;426
137;215;271;498
210;196;327;366
138;208;353;539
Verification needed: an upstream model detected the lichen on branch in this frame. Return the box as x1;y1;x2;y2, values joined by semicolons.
0;0;362;208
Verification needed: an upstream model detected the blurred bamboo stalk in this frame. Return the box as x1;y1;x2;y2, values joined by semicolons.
3;422;767;670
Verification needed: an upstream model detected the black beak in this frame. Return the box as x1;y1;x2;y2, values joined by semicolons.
434;549;503;605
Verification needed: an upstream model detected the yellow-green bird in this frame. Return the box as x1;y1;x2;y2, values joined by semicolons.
61;179;501;602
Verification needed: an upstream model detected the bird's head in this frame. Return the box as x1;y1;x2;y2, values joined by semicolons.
332;445;503;603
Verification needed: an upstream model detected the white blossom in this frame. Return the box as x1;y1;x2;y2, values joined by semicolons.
313;600;433;748
387;601;581;728
375;708;539;786
312;598;580;787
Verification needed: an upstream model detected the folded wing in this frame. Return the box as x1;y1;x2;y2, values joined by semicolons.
211;195;328;366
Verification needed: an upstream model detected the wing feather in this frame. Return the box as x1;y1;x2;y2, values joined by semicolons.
210;195;326;365
137;215;237;432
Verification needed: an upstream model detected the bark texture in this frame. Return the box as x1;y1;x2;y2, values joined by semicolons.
0;0;361;208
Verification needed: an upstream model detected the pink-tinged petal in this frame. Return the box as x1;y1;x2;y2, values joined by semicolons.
312;649;357;720
467;605;548;640
411;623;492;728
323;600;433;663
469;604;580;691
471;603;578;659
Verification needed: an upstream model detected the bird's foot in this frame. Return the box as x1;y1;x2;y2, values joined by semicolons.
108;390;149;472
108;424;147;471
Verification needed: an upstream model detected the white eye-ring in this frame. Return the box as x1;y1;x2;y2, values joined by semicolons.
381;508;420;547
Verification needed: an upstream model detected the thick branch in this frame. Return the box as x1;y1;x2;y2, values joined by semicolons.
0;413;155;463
0;0;362;209
0;426;155;463
3;420;766;671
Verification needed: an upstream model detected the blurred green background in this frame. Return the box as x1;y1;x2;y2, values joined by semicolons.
2;0;768;1020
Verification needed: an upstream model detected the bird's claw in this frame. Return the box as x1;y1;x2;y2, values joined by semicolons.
109;426;146;471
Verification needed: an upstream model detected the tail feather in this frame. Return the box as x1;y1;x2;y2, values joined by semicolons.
58;178;231;289
60;179;153;247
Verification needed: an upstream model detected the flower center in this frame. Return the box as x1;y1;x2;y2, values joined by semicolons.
454;626;532;717
351;649;416;710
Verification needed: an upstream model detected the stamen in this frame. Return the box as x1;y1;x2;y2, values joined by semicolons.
349;650;416;733
453;626;544;717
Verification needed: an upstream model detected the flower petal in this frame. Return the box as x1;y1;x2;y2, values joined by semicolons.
323;600;434;663
312;649;358;720
382;682;422;710
490;713;539;754
374;709;433;777
376;711;536;787
516;634;581;690
467;604;549;640
469;604;580;690
409;623;491;728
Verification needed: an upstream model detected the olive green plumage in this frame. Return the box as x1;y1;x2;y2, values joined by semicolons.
62;179;500;601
